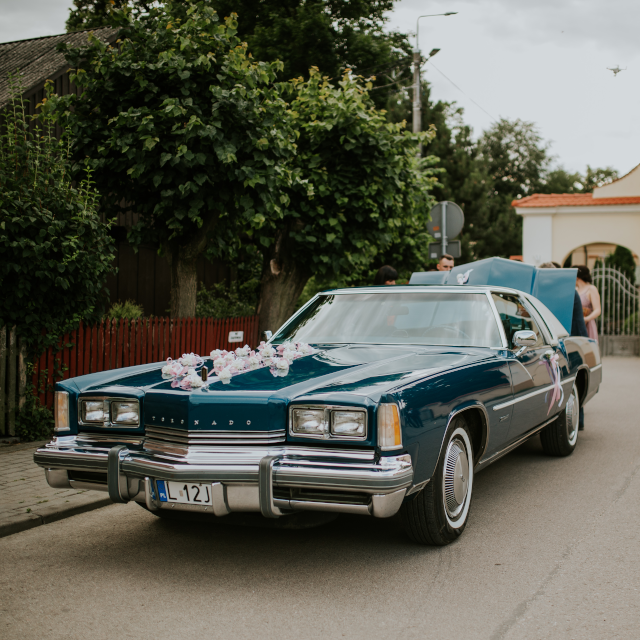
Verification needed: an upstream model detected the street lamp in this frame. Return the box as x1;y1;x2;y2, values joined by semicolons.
413;12;458;142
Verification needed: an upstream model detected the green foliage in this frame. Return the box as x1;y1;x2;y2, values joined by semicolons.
65;0;413;109
606;245;636;284
54;1;299;315
66;0;139;31
539;165;619;194
107;299;145;320
275;69;437;280
196;280;258;318
0;77;115;359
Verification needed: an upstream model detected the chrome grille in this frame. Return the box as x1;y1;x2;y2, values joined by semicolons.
145;425;286;446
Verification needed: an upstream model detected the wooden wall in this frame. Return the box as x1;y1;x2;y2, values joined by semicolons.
105;238;233;317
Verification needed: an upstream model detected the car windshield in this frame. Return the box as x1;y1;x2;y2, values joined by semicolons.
273;291;502;347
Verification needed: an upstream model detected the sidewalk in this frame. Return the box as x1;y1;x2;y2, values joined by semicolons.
0;441;112;538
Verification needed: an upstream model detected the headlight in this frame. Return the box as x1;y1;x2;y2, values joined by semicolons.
290;406;367;439
331;410;366;438
291;408;327;436
111;400;139;425
79;398;140;427
54;391;70;432
378;404;402;450
82;400;106;423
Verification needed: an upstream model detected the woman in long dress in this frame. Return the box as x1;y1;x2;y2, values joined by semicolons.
575;265;601;341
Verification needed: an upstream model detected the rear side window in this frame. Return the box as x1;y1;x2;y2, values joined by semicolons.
492;293;545;350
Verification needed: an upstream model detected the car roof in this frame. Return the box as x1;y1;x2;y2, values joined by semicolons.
320;285;523;296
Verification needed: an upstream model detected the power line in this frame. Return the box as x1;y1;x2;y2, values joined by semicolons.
427;61;499;124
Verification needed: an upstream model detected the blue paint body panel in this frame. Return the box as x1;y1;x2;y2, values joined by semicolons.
410;257;578;333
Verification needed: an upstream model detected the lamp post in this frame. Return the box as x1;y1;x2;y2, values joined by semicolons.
413;12;458;150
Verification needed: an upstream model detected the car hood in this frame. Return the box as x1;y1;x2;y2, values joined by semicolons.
70;345;493;399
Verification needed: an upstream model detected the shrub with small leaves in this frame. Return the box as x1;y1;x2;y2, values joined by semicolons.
0;76;115;360
107;299;145;320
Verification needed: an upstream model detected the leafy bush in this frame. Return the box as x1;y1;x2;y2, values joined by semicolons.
0;76;115;360
107;300;145;320
196;281;258;319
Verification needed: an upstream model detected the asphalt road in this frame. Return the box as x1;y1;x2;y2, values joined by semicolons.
2;356;639;640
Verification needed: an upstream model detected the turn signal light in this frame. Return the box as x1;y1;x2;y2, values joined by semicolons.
378;403;402;450
54;391;70;432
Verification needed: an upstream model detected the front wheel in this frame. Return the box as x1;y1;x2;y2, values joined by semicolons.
400;415;474;545
540;383;579;457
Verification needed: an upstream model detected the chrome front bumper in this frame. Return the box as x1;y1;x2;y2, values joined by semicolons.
35;435;414;519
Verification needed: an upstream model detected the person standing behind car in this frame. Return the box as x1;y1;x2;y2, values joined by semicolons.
575;265;601;342
374;265;398;285
437;254;454;271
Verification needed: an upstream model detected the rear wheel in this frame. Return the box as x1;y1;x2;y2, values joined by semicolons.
401;415;474;545
540;383;579;457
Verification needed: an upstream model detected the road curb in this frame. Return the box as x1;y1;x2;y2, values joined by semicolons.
0;495;113;539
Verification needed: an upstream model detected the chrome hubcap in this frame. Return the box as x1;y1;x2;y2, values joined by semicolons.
444;437;469;519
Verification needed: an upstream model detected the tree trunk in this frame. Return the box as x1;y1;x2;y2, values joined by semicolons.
170;251;198;317
168;212;219;317
257;233;311;337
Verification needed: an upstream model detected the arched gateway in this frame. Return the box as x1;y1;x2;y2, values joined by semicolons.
513;164;640;269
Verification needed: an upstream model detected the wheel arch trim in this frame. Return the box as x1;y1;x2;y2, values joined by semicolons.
438;402;491;470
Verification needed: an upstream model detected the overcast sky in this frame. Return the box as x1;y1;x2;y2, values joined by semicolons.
1;0;638;175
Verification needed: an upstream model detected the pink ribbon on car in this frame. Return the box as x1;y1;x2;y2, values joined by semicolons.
542;350;564;415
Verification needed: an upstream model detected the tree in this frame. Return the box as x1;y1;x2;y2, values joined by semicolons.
0;79;115;358
66;0;413;109
254;69;437;332
538;165;619;194
54;1;297;317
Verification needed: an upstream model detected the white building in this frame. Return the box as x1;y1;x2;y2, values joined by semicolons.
513;164;640;273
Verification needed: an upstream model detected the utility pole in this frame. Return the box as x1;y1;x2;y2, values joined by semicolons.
412;12;457;156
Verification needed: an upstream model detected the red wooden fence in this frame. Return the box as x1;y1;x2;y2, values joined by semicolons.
33;316;260;410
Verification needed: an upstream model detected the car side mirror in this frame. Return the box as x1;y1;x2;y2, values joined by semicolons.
513;330;537;356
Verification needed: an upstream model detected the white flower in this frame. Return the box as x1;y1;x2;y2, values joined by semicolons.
229;359;246;372
282;348;296;364
161;360;184;378
217;367;232;384
247;355;261;370
275;358;290;371
260;345;276;359
213;357;226;372
179;352;202;367
235;345;251;358
224;352;236;364
296;342;314;355
210;349;223;359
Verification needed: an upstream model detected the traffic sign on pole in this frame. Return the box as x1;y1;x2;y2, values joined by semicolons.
427;201;464;256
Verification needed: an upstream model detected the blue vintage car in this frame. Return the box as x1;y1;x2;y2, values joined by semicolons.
35;259;601;545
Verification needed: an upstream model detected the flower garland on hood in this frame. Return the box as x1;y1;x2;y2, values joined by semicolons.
161;342;316;390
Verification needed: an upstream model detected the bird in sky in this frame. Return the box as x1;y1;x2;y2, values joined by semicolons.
607;66;626;77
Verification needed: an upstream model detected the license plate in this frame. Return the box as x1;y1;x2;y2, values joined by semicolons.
156;480;213;506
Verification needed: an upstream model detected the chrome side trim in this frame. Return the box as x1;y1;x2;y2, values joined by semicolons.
274;499;370;516
476;415;558;470
590;364;602;372
493;377;576;412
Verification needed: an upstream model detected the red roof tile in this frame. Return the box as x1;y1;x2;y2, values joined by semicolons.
512;193;640;208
